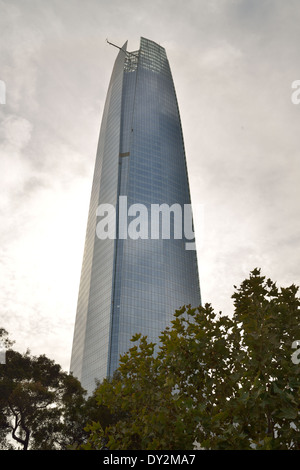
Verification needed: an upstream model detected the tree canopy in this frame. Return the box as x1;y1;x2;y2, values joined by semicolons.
0;332;89;450
83;268;300;450
0;331;128;450
1;268;300;450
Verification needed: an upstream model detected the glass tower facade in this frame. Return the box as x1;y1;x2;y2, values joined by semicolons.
70;38;201;394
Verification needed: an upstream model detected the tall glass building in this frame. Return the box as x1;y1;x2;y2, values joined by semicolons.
70;37;201;394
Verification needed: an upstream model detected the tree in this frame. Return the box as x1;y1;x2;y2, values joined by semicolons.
0;328;14;449
0;329;125;450
84;269;300;450
82;335;191;450
0;333;88;450
216;268;300;449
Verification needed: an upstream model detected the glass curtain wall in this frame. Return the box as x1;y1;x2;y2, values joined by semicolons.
70;38;201;395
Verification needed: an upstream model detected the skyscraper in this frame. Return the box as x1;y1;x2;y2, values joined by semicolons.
70;37;201;394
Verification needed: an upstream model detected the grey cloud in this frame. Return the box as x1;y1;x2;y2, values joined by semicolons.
0;0;299;367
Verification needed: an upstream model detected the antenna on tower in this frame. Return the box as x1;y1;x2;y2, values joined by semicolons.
106;39;135;57
106;39;126;54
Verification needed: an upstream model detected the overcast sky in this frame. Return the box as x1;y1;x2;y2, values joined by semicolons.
1;0;300;371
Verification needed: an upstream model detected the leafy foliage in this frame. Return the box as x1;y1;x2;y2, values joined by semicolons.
2;269;300;450
0;337;88;450
85;269;300;450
